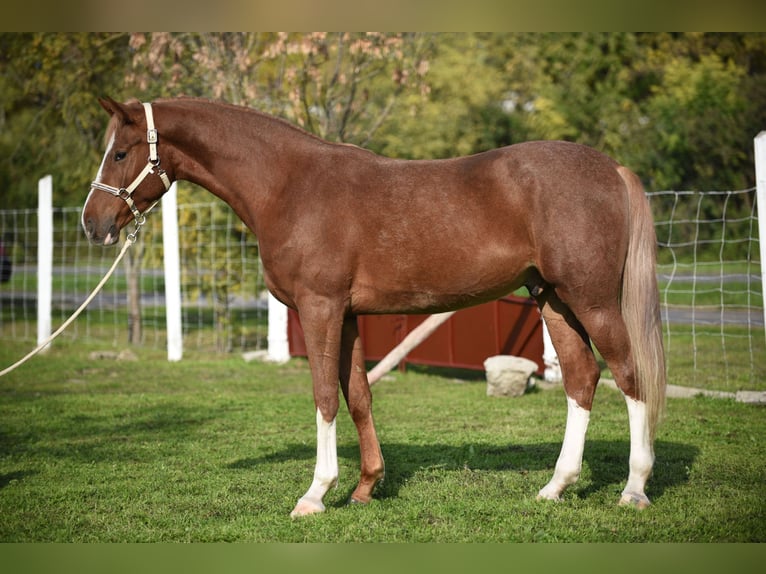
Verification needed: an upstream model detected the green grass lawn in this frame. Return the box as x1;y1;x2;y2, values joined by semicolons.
0;338;764;542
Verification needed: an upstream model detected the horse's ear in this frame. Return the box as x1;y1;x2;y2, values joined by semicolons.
98;97;133;125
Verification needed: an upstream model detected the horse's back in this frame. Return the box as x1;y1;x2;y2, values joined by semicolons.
342;140;630;314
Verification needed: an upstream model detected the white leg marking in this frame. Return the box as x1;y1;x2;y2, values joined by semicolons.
538;396;590;501
620;396;654;508
290;409;338;517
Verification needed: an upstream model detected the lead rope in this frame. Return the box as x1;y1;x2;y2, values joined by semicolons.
2;101;164;379
0;237;134;378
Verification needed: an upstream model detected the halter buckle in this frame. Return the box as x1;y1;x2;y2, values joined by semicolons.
147;128;158;144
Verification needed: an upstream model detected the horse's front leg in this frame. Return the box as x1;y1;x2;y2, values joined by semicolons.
339;316;385;504
290;301;344;518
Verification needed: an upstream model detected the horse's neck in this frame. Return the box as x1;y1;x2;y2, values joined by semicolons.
167;101;309;233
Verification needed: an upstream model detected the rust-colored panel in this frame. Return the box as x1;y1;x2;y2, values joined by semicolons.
287;295;544;375
450;303;498;367
287;309;307;357
497;297;544;367
405;314;453;364
358;314;405;358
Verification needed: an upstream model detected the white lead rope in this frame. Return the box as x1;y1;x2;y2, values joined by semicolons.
3;102;164;379
0;237;134;378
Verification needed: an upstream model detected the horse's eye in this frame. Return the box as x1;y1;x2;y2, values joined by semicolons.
114;151;127;162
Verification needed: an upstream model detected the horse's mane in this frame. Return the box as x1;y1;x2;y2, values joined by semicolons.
154;96;333;147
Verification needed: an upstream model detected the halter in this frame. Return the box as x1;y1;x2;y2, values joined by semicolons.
90;102;172;242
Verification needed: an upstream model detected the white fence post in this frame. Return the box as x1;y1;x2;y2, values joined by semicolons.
542;318;562;382
267;293;290;363
755;131;766;343
162;183;183;361
37;175;53;351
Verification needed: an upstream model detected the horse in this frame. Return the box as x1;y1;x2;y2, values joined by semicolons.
82;96;666;516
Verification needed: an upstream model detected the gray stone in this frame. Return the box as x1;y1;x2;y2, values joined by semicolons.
484;355;538;398
88;349;138;361
736;390;766;404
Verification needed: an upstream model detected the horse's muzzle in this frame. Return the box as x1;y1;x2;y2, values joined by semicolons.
83;217;120;246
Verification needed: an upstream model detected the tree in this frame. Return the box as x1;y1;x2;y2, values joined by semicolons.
491;32;765;192
0;33;132;208
125;32;433;145
630;33;758;191
374;33;511;159
3;33;764;206
3;33;765;348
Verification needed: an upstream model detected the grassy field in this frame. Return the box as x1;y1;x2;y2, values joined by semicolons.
0;337;764;542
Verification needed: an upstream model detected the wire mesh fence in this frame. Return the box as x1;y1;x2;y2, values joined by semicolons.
0;196;268;354
1;188;764;389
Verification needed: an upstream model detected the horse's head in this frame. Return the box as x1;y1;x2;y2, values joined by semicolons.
82;97;172;245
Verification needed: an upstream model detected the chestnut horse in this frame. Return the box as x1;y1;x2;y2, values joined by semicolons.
82;97;666;516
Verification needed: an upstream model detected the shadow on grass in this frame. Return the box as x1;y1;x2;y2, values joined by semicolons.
0;470;38;489
228;439;698;506
0;404;221;463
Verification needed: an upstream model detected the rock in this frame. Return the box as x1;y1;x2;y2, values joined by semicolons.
88;350;118;360
736;390;766;404
117;349;138;361
242;350;289;364
88;349;138;361
242;350;270;363
484;355;538;398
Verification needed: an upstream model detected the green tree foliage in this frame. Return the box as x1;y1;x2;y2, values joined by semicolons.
2;33;763;347
2;32;764;210
124;32;432;146
375;33;511;159
0;33;132;209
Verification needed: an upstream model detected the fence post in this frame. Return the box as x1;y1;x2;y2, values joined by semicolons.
162;183;183;361
755;132;766;343
542;318;562;382
37;175;53;351
267;293;290;363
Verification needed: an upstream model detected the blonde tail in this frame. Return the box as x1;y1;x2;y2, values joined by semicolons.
618;166;666;441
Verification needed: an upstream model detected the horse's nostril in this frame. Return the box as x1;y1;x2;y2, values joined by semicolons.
103;223;120;246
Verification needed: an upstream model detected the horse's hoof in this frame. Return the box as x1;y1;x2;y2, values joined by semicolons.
618;491;651;509
536;485;563;502
290;498;325;518
348;492;376;506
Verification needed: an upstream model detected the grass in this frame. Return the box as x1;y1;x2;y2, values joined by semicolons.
0;338;764;542
0;268;164;296
662;325;766;391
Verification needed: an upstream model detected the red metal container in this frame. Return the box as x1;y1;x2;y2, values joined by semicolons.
287;294;544;375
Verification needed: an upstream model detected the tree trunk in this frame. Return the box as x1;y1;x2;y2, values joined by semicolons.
124;239;143;345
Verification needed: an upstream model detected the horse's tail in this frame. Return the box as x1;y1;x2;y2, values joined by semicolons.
618;166;666;441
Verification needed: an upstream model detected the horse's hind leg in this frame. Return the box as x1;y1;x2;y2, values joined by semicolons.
572;305;654;509
535;291;601;502
339;316;385;504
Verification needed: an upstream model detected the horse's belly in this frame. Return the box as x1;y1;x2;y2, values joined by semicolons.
349;263;530;315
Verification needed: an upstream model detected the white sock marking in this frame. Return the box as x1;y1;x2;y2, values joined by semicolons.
291;409;338;516
538;396;590;500
622;396;654;502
